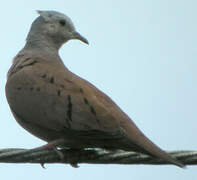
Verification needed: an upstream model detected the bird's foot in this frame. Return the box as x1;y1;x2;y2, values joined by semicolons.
40;162;46;169
31;139;80;168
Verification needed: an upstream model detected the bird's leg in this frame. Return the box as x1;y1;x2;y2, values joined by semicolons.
31;139;79;168
30;139;66;168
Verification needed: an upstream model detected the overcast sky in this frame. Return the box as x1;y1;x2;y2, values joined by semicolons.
0;0;196;179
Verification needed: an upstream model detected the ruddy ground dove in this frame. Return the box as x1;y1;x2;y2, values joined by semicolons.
5;10;184;167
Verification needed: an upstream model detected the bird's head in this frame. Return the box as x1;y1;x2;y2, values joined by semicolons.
26;10;88;49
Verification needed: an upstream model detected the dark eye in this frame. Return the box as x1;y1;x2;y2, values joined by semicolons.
59;19;66;26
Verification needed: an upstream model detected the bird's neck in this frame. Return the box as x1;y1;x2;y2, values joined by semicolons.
17;35;66;66
23;35;63;60
25;35;60;51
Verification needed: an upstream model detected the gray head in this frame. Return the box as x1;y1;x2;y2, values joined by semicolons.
26;10;88;50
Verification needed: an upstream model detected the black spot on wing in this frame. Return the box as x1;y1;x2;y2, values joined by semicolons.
90;105;100;124
84;98;89;105
57;90;61;96
67;95;72;121
50;77;55;84
82;97;100;125
90;105;96;116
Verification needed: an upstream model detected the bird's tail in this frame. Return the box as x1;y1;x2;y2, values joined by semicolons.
122;119;185;168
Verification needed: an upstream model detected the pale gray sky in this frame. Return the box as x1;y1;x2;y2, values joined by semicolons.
0;0;196;179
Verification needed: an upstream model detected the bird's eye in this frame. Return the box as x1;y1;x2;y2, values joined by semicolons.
59;19;66;26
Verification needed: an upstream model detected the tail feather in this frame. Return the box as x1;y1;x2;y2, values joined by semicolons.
122;120;185;168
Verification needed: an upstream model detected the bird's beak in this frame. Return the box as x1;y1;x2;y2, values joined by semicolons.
71;31;89;45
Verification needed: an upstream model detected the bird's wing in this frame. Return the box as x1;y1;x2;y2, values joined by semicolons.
6;56;127;141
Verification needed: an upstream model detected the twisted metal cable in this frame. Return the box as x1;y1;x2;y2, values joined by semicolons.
0;148;196;167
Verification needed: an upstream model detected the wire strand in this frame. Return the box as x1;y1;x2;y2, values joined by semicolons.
0;148;196;167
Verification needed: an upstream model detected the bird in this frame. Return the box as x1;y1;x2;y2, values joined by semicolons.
5;10;184;168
